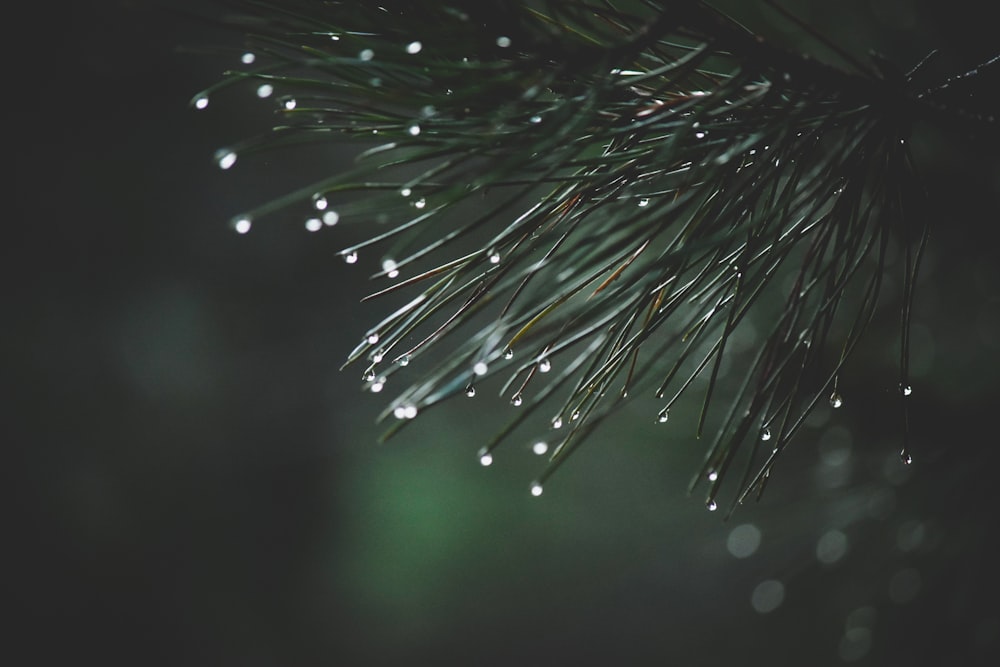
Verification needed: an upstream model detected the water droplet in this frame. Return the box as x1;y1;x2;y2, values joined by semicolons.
413;198;426;209
488;250;501;264
215;149;238;170
503;348;514;360
359;48;374;61
343;251;359;264
529;114;542;124
232;217;252;234
313;196;328;210
399;187;412;197
900;449;912;465
657;410;669;423
538;358;551;373
707;499;718;511
283;98;297;110
760;427;771;441
532;441;548;456
305;218;322;232
479;449;493;466
405;41;422;55
367;332;380;345
323;211;340;226
465;385;476;398
408;123;421;136
362;368;376;382
370;377;386;393
511;393;523;407
829;392;844;409
900;383;913;397
570;410;580;421
382;259;399;279
194;95;209;110
695;131;706;139
530;481;543;496
708;470;718;482
240;52;256;65
256;84;274;98
638;197;650;207
473;361;488;376
551;416;563;429
393;404;419;420
496;36;512;48
397;354;410;367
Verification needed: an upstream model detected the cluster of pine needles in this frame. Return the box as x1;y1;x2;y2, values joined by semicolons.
188;0;995;515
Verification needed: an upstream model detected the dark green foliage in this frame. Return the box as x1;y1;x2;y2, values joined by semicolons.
194;1;997;512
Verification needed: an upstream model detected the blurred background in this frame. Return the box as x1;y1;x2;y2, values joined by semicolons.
7;1;1000;665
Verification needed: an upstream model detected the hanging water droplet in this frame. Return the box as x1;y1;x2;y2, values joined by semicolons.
496;36;512;48
405;41;422;55
215;149;238;170
397;354;410;367
366;332;380;345
465;385;476;398
551;416;563;429
343;251;359;264
283;98;297;110
529;114;542;124
241;52;256;64
232;217;252;234
305;218;322;232
707;499;718;511
393;404;418;420
708;470;719;482
488;250;501;264
479;448;493;466
370;377;386;393
194;95;209;110
359;48;375;61
571;410;580;421
256;84;274;98
900;449;912;465
538;358;551;373
900;383;913;397
363;368;376;382
313;196;328;210
530;481;543;497
657;410;669;423
407;123;421;136
511;393;523;407
638;197;650;207
760;427;771;441
695;131;706;139
323;211;340;226
503;347;514;360
413;198;426;209
473;361;488;376
829;392;844;409
399;187;412;197
532;441;548;456
382;259;400;279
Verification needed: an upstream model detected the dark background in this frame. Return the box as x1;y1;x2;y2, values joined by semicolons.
8;1;1000;665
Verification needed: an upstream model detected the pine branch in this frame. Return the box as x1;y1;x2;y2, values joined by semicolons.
191;1;996;512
